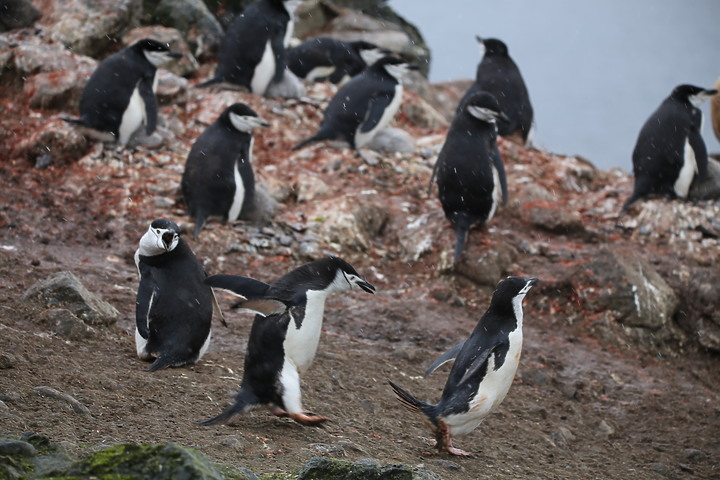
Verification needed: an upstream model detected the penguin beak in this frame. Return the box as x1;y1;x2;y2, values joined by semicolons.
167;51;182;59
526;277;539;286
405;63;419;71
356;280;376;294
497;111;511;123
161;232;175;250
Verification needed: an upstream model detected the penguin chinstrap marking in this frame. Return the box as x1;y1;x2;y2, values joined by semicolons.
197;0;300;95
199;257;375;427
287;36;388;85
134;219;224;372
622;84;717;213
459;37;534;146
430;91;509;264
292;56;418;151
63;39;180;146
181;103;269;240
388;276;538;457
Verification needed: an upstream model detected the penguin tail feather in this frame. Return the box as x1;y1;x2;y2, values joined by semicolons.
291;130;331;151
146;355;183;372
193;214;206;240
195;77;222;89
453;224;469;264
198;388;258;426
60;115;86;126
388;380;436;422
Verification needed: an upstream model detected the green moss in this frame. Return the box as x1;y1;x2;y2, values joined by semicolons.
297;457;412;480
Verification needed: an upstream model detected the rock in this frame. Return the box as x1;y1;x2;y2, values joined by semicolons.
10;36;96;77
0;0;40;32
572;248;680;347
0;439;36;456
151;0;224;60
398;211;441;262
528;205;586;235
14;118;89;166
265;68;306;99
688;158;720;201
367;127;415;154
307;198;388;252
310;443;347;457
155;69;190;105
34;386;91;415
44;308;97;340
454;242;518;287
297;456;413;480
0;352;16;369
23;67;94;110
681;448;708;463
431;459;463;471
21;271;120;326
400;92;449;129
45;0;143;58
123;26;198;77
595;419;615;438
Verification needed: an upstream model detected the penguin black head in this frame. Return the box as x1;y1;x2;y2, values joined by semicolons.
219;103;270;133
490;276;538;312
477;37;509;57
371;56;419;80
132;38;182;67
460;91;511;124
310;257;376;294
671;84;718;107
138;219;181;257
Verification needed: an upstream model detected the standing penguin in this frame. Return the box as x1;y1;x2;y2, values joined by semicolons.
64;39;180;145
292;56;417;151
389;276;537;456
459;37;533;146
199;257;375;426
287;37;387;85
197;0;299;95
430;91;509;264
622;84;717;212
134;219;222;371
181;103;269;239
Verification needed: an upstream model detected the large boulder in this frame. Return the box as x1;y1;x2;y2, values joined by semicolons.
0;0;41;32
151;0;224;60
688;157;720;201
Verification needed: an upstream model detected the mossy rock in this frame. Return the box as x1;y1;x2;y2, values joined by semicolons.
297;456;413;480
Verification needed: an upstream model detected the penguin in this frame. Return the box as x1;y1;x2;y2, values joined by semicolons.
64;39;180;145
388;276;537;456
459;36;534;146
181;103;269;239
292;56;418;151
198;256;375;426
430;91;509;264
712;77;720;142
287;37;388;85
622;84;717;212
197;0;300;95
134;218;223;371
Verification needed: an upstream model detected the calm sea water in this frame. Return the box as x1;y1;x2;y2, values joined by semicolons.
390;0;720;171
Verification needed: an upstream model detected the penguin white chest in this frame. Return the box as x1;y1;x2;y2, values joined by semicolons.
354;84;403;148
674;138;698;198
283;289;328;374
118;82;146;145
251;40;276;95
227;139;251;221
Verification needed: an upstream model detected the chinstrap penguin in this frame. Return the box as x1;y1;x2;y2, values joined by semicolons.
389;276;538;456
134;219;223;371
430;91;509;263
181;103;269;239
459;36;534;146
622;84;717;212
64;39;180;145
197;0;300;95
199;257;375;426
292;56;417;151
287;37;388;85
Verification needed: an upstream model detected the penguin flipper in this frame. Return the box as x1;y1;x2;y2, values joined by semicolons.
138;78;158;134
491;148;509;205
291;132;329;151
359;93;393;133
453;223;469;264
233;298;290;317
205;274;271;298
455;344;497;387
135;268;155;339
424;341;466;377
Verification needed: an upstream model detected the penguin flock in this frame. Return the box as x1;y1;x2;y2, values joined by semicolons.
58;0;719;459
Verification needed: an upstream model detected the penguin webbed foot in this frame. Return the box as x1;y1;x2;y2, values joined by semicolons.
288;411;331;426
435;420;473;457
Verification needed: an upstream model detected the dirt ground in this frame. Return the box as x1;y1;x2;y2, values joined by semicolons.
1;87;719;479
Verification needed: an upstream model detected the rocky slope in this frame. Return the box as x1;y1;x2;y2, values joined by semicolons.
1;1;719;479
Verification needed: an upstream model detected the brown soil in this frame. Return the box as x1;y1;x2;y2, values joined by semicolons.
1;90;719;480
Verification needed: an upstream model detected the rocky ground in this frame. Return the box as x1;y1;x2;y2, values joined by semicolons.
2;1;720;479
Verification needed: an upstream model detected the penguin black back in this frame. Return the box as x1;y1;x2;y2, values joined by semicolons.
287;37;385;84
460;37;533;145
181;103;268;239
623;84;717;212
432;91;509;263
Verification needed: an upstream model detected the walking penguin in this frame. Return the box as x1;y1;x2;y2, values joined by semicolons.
134;219;223;371
199;257;375;426
389;276;537;456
